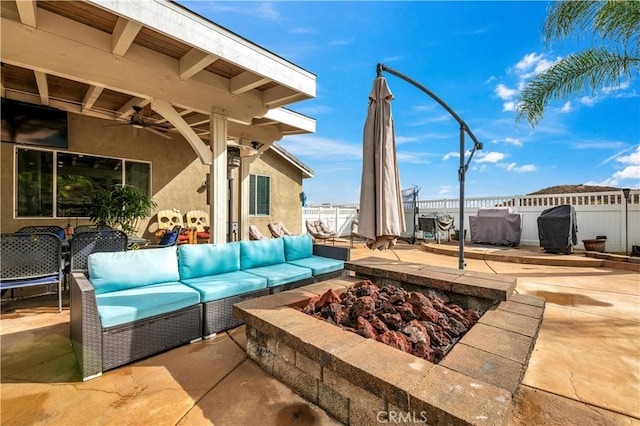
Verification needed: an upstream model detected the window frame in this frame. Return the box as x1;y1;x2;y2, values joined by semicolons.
249;173;271;217
13;145;152;219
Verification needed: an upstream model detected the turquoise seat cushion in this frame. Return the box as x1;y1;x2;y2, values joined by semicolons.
287;256;344;276
283;234;313;261
244;263;312;287
240;238;285;269
178;242;241;280
88;247;179;295
181;271;268;302
95;282;200;328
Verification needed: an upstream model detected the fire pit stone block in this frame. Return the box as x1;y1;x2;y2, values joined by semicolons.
236;261;544;426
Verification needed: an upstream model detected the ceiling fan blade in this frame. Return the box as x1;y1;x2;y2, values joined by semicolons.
145;126;172;140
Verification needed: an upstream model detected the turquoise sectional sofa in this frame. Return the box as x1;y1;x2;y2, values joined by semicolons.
70;234;349;380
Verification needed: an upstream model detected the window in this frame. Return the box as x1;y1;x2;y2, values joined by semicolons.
15;147;150;218
16;149;54;217
249;174;270;216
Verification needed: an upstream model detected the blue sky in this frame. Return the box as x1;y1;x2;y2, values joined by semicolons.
179;1;639;205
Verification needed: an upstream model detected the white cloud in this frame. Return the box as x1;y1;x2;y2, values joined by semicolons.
591;145;640;187
476;151;505;163
503;101;516;112
602;81;630;94
438;185;452;195
616;145;640;165
492;137;522;147
580;96;596;106
442;151;459;161
613;165;640;181
499;163;537;172
556;101;573;113
514;53;557;79
281;135;361;160
495;84;517;100
395;136;419;145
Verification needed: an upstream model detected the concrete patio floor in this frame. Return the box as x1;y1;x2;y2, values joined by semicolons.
2;241;639;425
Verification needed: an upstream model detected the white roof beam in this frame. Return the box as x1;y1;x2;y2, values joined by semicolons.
179;48;218;81
262;108;316;133
82;85;104;112
2;89;115;120
15;0;37;28
151;98;212;164
112;17;142;57
263;86;308;108
230;71;270;95
116;97;151;119
89;0;316;97
33;70;49;105
1;12;267;124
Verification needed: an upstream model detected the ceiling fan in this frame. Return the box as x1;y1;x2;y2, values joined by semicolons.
125;106;172;139
103;105;172;139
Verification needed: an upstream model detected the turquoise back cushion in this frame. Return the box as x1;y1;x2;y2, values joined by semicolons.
283;234;313;261
88;247;179;294
178;242;241;280
240;238;285;269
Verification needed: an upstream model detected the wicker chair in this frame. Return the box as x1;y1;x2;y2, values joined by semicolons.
249;225;267;240
305;220;336;245
268;222;296;238
1;232;64;312
69;230;128;272
350;219;364;247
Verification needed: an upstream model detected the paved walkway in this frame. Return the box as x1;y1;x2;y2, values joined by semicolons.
1;242;639;425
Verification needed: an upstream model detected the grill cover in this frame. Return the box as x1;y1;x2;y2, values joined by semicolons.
537;205;578;253
418;212;454;233
469;208;522;246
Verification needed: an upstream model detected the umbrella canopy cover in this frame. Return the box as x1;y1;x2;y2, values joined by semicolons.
358;76;406;250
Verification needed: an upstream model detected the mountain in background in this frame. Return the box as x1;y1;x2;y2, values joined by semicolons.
527;185;621;195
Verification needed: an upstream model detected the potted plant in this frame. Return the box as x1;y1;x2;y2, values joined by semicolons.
85;185;157;235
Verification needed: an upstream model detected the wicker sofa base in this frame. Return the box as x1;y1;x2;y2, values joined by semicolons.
102;305;203;371
203;288;270;338
71;271;203;381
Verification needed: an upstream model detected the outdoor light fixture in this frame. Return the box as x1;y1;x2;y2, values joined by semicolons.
376;63;483;270
227;147;241;242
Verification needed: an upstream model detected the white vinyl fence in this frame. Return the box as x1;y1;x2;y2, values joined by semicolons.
302;189;640;254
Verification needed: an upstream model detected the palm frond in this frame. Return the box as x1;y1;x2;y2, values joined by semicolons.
596;1;640;48
516;48;640;127
544;0;640;47
543;0;598;43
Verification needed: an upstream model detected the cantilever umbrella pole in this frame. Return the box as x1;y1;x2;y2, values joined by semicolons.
377;63;483;269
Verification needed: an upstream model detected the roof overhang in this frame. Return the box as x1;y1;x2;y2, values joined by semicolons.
0;0;317;151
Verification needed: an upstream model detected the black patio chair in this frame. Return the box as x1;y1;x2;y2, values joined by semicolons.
69;230;128;272
1;232;64;312
75;224;113;233
17;225;66;240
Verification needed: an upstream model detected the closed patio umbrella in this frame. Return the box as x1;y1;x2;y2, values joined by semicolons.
358;76;406;250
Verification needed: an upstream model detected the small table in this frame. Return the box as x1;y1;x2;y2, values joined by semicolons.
127;235;149;249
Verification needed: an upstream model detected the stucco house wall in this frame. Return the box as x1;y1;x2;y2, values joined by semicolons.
1;112;308;241
247;149;305;238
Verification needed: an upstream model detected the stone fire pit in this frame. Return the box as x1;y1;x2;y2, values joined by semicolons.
234;258;545;425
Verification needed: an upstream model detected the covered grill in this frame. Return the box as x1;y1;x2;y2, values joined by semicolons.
537;205;578;254
469;207;522;246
